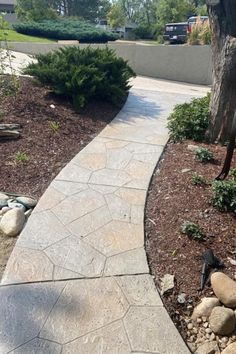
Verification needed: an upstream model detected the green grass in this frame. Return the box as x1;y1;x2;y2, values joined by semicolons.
0;29;55;43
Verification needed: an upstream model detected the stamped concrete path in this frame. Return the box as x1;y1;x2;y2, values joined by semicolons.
0;75;209;353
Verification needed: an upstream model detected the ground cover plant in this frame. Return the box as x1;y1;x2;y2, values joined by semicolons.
24;46;135;110
195;147;214;163
13;19;119;43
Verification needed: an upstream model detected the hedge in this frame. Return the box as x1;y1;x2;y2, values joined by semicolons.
13;19;119;43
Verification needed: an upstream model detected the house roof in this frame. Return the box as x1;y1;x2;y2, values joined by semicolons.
0;0;16;5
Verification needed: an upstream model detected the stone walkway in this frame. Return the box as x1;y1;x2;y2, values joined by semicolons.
0;75;209;353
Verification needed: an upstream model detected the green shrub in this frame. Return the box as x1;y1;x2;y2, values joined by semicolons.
24;46;135;110
212;180;236;212
191;173;208;186
195;147;214;163
229;168;236;180
13;19;119;43
181;221;205;241
134;25;154;39
167;94;210;142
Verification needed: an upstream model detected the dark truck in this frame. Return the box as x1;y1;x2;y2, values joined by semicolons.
163;22;188;44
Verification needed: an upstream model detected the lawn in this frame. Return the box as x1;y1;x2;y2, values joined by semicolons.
0;29;55;43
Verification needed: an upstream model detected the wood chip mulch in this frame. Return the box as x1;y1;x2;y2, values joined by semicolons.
145;141;236;341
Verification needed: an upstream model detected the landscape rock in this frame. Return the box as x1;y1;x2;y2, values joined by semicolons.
0;193;9;200
0;208;25;237
221;342;236;354
188;144;199;152
0;207;11;216
195;341;220;354
209;307;235;335
211;272;236;308
8;201;26;211
25;209;33;218
160;274;175;295
192;297;220;320
0;199;8;208
181;168;192;173
16;196;37;208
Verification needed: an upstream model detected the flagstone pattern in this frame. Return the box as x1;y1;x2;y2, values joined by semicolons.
0;75;209;353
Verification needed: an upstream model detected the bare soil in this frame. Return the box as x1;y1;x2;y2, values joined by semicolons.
0;76;123;278
145;141;236;341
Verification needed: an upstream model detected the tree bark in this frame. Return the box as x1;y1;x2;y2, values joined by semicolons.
206;0;236;143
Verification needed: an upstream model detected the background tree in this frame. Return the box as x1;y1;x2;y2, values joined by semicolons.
206;0;236;143
107;3;126;28
155;0;195;40
16;0;58;21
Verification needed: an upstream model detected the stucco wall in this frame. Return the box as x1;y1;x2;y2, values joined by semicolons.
1;41;212;85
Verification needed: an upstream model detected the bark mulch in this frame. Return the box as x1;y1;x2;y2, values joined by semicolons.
0;76;123;278
145;141;236;341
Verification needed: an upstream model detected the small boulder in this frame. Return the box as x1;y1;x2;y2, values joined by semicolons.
209;307;235;335
221;342;236;354
211;272;236;308
0;193;8;200
8;201;26;211
16;196;37;208
0;208;25;237
187;144;199;152
195;341;220;354
191;297;220;320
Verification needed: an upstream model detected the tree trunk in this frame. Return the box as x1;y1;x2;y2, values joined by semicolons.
206;0;236;143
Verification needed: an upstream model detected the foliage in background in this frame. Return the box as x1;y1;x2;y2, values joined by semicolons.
167;94;210;142
107;3;126;29
24;46;135;110
195;147;214;163
13;20;119;43
16;0;111;22
212;180;236;212
181;221;205;241
188;19;211;45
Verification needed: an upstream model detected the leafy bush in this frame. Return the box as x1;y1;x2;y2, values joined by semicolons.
24;46;135;110
167;94;210;142
212;180;236;212
229;168;236;180
191;173;208;186
181;221;205;241
134;25;154;40
195;147;213;163
13;19;119;43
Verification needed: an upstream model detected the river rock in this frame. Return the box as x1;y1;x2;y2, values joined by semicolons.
211;272;236;308
221;342;236;354
0;193;9;200
8;201;26;211
0;208;25;237
209;307;235;335
16;196;37;208
192;297;220;320
195;341;220;354
0;207;11;216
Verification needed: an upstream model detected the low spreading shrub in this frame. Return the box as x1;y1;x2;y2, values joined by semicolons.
181;221;205;241
195;147;214;163
167;94;210;142
212;180;236;212
13;19;119;43
191;173;208;186
24;46;135;110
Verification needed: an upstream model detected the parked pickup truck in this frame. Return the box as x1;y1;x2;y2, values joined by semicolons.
163;22;188;44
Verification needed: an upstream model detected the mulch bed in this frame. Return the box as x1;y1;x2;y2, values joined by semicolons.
145;141;236;342
0;76;123;278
